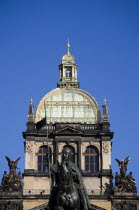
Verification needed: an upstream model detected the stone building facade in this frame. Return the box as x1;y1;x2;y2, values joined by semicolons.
23;44;114;209
0;44;139;210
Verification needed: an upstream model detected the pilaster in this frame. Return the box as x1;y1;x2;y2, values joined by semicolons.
53;140;58;164
77;141;81;170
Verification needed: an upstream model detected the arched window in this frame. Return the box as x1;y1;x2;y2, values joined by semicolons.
65;68;72;77
85;146;99;172
62;145;75;163
38;146;52;172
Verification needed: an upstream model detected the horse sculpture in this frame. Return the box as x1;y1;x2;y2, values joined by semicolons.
56;161;80;210
47;147;92;210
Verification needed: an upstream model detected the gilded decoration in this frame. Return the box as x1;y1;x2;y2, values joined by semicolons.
26;141;33;153
102;142;109;154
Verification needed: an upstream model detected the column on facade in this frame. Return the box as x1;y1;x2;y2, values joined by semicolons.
77;140;81;170
53;140;58;164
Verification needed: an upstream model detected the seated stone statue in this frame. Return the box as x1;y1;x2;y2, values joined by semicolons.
1;171;9;189
47;147;92;210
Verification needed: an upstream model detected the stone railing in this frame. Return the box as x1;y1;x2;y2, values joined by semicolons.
81;125;100;130
41;125;56;131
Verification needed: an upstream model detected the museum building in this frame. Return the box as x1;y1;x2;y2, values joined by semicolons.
0;44;139;210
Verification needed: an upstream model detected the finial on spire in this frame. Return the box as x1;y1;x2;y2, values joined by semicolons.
66;38;70;54
30;98;33;104
102;99;109;122
104;99;107;104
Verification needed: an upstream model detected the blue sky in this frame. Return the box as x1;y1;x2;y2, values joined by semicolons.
0;0;139;193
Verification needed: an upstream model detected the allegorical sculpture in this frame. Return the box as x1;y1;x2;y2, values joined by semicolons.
114;156;136;193
1;156;22;191
6;156;21;174
47;147;93;210
115;156;130;177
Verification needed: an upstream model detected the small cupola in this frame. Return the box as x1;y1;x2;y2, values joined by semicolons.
57;42;80;88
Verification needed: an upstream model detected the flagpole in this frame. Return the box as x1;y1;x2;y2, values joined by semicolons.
44;102;51;191
44;101;49;146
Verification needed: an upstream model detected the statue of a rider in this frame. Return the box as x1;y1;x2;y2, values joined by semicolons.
47;147;92;210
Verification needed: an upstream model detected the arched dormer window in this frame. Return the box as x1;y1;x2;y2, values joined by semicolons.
38;146;52;172
62;145;75;163
85;146;99;172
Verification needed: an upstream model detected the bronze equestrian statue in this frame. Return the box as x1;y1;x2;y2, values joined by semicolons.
56;160;80;210
47;147;92;210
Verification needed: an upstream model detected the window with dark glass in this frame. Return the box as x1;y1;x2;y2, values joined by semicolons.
62;145;75;163
38;146;52;172
85;146;99;172
65;68;72;77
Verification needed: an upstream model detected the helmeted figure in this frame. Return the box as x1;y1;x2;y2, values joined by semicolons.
47;147;92;210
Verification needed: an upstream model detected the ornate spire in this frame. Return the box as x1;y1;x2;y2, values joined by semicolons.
27;99;35;122
26;99;36;132
66;39;70;54
102;99;109;122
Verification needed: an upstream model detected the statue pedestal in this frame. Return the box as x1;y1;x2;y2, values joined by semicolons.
114;191;137;196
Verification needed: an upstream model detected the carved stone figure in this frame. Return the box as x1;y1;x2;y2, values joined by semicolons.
1;171;9;189
114;157;136;193
112;202;137;210
115;172;121;187
47;147;93;210
14;172;23;190
6;156;21;175
0;202;23;210
126;172;136;191
1;157;22;191
115;156;130;177
102;142;109;154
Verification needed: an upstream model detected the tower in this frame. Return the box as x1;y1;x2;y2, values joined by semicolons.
23;44;114;210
